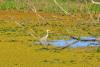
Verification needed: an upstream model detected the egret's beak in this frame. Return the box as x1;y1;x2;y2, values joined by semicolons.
47;29;50;32
47;30;55;33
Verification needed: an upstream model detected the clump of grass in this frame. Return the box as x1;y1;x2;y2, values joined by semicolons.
0;40;2;42
69;60;76;64
9;39;17;42
42;59;49;63
0;0;16;10
89;4;100;13
96;47;100;53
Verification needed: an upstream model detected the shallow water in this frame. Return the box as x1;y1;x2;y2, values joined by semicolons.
70;41;99;48
48;37;100;48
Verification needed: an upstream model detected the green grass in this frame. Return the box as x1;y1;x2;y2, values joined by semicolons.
96;47;100;52
0;0;100;13
0;0;26;10
89;4;100;12
0;0;16;10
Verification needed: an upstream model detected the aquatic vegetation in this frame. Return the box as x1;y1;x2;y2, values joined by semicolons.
0;11;99;67
96;47;100;52
0;0;99;66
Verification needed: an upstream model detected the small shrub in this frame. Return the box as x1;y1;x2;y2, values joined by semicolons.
96;47;100;53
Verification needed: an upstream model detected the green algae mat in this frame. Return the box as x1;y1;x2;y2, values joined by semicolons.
0;42;100;67
0;11;100;67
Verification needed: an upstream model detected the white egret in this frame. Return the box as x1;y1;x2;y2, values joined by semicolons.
39;30;50;48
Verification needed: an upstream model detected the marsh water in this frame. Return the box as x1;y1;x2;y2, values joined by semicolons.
48;37;100;48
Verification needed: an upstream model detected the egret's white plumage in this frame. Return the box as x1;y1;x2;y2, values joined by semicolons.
39;30;50;47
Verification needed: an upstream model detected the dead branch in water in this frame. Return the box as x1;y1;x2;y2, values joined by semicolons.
61;41;79;49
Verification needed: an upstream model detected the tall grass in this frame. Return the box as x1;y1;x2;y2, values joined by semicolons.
0;0;99;14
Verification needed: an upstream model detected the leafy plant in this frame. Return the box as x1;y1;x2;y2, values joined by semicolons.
96;47;100;52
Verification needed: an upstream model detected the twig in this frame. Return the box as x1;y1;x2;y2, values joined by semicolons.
97;14;100;22
91;0;100;22
84;0;96;22
91;0;100;5
53;0;68;15
61;41;79;49
26;0;47;23
9;16;38;39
